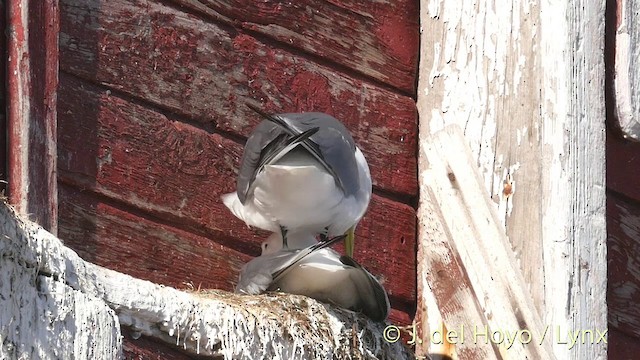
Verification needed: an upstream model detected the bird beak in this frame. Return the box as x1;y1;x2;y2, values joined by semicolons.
345;226;355;257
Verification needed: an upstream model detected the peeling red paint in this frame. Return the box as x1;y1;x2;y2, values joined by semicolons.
7;0;59;233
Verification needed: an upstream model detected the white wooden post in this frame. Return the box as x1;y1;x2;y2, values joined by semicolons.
416;0;607;359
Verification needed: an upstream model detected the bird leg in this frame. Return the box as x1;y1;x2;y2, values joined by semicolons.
317;227;330;242
345;226;355;258
280;225;289;249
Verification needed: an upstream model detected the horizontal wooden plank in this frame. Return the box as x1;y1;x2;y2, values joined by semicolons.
59;0;418;197
58;183;250;292
607;131;640;202
57;74;417;306
167;0;419;93
607;193;640;338
59;183;414;324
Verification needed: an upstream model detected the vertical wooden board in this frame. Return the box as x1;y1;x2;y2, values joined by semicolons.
607;193;640;339
0;0;6;191
418;126;554;359
417;0;607;359
417;0;547;312
6;0;59;233
167;0;419;93
57;75;418;308
59;0;418;197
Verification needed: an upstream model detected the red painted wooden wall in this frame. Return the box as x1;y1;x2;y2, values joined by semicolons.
56;0;419;357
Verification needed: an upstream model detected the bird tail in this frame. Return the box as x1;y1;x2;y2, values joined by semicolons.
247;104;344;192
257;126;319;169
220;192;278;232
270;234;347;283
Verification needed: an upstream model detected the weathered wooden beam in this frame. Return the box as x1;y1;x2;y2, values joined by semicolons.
611;0;640;140
0;201;415;359
6;0;59;233
56;74;418;316
0;0;6;193
417;125;555;359
416;0;607;358
59;0;418;197
1;200;122;359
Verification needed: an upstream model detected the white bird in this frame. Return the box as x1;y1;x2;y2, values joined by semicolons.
236;233;390;322
221;105;372;256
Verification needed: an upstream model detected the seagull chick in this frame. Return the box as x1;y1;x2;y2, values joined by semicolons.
236;233;390;322
221;105;372;256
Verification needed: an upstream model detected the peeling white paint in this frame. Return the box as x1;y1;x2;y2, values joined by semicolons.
417;0;607;358
516;126;528;146
0;203;411;360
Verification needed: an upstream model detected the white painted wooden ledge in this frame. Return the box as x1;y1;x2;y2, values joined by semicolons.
0;202;414;360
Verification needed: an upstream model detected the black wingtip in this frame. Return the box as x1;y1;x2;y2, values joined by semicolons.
339;255;390;322
246;103;272;119
247;103;300;135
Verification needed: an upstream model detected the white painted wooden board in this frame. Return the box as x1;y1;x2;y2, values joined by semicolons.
417;125;554;360
0;202;414;359
613;0;640;140
0;208;122;359
417;0;607;358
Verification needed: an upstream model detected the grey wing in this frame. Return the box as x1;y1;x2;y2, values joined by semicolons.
236;251;299;294
236;121;285;204
279;113;361;197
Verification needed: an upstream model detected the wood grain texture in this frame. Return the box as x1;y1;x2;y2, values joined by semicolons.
165;0;419;93
607;131;640;202
417;126;554;359
59;0;418;197
607;193;640;339
417;0;607;358
6;0;59;233
57;74;417;314
611;0;640;140
58;183;250;292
